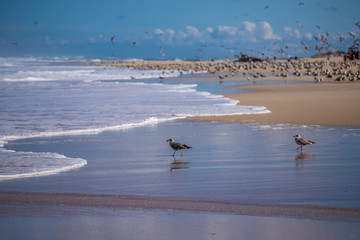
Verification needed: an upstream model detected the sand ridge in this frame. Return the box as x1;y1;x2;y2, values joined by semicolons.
1;191;360;221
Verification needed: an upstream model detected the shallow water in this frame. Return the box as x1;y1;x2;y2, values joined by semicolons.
0;57;269;179
3;121;360;208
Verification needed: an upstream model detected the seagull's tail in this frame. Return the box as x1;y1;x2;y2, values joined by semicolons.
183;144;192;149
308;140;316;145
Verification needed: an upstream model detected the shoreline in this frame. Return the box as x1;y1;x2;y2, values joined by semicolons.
90;57;360;127
2;58;360;239
2;191;360;221
188;82;360;127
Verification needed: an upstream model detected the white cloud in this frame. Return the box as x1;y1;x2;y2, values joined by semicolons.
218;25;238;36
243;21;256;33
294;28;302;38
155;28;164;36
259;21;280;40
284;26;302;39
206;27;214;33
155;28;176;43
305;32;312;40
166;29;175;38
284;26;292;34
177;31;188;39
186;26;202;38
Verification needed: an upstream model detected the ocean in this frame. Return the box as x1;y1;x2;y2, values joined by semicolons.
0;57;269;179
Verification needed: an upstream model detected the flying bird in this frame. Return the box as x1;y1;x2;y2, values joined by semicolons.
11;42;18;48
167;138;192;157
293;134;316;151
348;32;356;39
111;36;116;44
296;21;303;28
299;2;304;6
160;46;166;56
339;35;345;43
355;22;360;30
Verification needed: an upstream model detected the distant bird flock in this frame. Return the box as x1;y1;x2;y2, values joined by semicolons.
9;1;359;62
90;1;360;61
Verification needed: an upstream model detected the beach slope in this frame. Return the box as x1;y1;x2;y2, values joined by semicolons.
190;82;360;127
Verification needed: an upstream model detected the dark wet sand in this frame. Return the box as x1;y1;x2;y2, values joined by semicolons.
1;191;360;221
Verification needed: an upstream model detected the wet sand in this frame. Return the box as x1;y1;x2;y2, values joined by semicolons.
2;204;359;240
2;121;360;199
2;121;360;239
2;58;360;239
1;191;360;221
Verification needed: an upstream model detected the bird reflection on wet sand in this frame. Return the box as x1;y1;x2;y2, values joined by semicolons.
170;157;191;171
295;152;314;167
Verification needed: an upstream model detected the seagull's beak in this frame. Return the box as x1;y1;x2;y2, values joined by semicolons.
166;139;170;142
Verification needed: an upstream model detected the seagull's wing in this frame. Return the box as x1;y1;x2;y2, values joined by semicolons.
171;142;186;150
298;137;315;145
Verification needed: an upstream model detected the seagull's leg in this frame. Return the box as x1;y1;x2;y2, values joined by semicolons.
172;151;176;157
181;151;183;157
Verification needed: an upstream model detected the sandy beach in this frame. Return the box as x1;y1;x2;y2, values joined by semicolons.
191;82;360;127
3;0;360;238
2;57;360;239
90;56;360;127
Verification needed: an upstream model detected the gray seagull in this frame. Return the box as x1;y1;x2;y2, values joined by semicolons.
166;138;192;157
293;134;316;151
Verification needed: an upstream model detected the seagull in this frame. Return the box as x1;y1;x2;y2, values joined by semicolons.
167;138;192;157
348;32;356;39
293;134;316;151
111;36;116;44
355;22;360;30
339;35;345;43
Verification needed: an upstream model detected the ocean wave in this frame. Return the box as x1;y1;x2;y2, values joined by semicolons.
0;57;270;179
0;148;87;180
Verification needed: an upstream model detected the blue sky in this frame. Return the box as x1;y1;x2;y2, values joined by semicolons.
1;0;359;60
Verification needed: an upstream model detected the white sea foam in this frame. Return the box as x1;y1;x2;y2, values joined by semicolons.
0;57;270;179
0;148;87;180
0;57;182;82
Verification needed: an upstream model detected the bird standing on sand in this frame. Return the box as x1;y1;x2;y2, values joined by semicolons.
294;134;316;151
167;138;192;157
